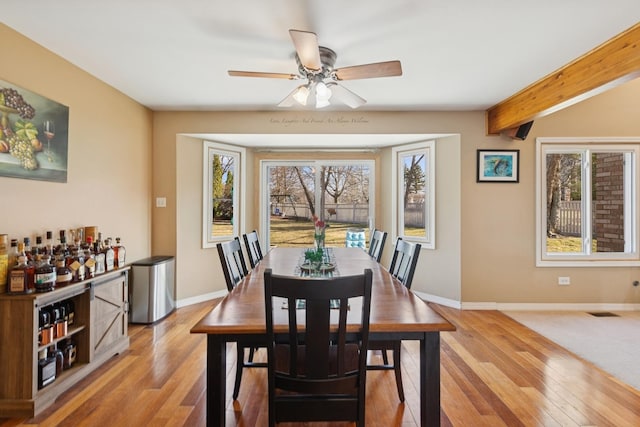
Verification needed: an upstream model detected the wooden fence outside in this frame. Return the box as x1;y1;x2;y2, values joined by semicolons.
272;202;425;227
558;201;581;236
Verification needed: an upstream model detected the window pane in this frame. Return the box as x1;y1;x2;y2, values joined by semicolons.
211;153;235;238
267;162;372;248
592;152;626;253
323;164;371;246
268;164;316;247
402;153;427;238
545;152;583;253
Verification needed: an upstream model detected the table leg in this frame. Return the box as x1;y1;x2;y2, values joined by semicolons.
207;335;226;427
421;332;440;427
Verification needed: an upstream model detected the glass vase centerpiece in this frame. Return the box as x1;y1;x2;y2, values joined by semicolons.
313;215;326;250
304;247;324;275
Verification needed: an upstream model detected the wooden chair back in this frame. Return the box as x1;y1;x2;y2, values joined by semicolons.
242;230;263;268
263;268;373;427
389;237;421;288
216;237;248;292
368;229;388;262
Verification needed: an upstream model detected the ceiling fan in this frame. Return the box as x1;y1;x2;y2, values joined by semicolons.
228;29;403;109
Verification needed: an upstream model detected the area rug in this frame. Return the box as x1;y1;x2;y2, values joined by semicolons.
503;310;640;391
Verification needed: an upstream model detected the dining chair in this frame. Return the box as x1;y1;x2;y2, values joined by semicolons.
389;237;421;288
242;229;264;268
263;268;373;427
367;237;421;402
368;228;388;262
216;237;266;399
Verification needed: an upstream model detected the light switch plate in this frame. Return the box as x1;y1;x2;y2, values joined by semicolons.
156;197;167;208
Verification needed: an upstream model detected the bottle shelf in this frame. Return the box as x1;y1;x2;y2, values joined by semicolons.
0;267;130;418
38;324;85;352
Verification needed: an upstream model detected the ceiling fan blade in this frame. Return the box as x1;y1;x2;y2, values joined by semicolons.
334;60;402;80
328;83;366;109
228;70;299;79
289;29;322;71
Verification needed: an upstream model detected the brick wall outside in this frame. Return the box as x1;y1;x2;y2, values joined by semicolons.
593;153;624;252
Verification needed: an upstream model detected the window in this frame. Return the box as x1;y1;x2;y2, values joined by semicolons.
260;160;375;249
392;141;436;249
536;138;640;266
202;141;245;248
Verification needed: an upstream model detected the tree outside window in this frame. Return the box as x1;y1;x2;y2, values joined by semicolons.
393;141;435;248
202;141;244;248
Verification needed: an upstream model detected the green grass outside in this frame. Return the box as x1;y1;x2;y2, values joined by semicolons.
270;218;368;248
546;235;597;252
213;218;425;248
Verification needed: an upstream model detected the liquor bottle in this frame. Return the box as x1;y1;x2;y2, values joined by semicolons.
51;303;67;338
38;309;51;345
23;237;32;262
114;237;126;268
34;252;56;292
64;299;75;326
53;347;64;378
35;235;46;255
55;250;73;288
38;348;56;389
56;302;67;336
93;240;106;275
57;230;68;255
103;238;115;272
8;243;32;294
63;338;77;369
7;239;18;270
83;236;96;278
45;231;55;255
68;247;85;282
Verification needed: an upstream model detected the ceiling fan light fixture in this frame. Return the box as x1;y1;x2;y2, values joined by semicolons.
292;84;310;105
315;81;332;108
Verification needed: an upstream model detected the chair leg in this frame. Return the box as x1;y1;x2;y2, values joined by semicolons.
248;346;256;363
381;349;389;365
233;344;244;400
393;342;405;402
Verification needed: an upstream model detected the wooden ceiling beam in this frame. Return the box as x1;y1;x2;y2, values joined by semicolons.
486;22;640;135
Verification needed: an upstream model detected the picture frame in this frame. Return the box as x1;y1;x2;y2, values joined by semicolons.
0;79;69;183
477;149;519;183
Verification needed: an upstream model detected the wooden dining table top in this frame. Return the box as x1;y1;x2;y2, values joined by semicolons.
191;247;455;336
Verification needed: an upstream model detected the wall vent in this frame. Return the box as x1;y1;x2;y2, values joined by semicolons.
587;312;619;317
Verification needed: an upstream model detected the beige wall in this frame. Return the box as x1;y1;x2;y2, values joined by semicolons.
155;111;477;302
2;24;152;264
8;23;639;307
460;79;640;306
157;84;640;306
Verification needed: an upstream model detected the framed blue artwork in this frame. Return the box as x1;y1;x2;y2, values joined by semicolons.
0;79;69;183
477;149;519;183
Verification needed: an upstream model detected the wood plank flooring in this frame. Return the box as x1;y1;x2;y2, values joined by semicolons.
2;301;639;426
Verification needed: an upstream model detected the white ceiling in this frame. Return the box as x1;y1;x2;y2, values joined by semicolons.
2;1;639;147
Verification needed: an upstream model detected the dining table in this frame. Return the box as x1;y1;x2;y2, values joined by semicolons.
191;246;456;427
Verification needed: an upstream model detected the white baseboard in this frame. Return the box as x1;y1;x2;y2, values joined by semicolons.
462;301;640;311
413;291;462;309
176;290;640;312
176;289;227;308
411;294;640;311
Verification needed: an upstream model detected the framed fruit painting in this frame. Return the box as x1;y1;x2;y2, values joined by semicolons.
0;79;69;183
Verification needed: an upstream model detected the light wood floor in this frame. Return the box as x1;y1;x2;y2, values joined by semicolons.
2;301;640;426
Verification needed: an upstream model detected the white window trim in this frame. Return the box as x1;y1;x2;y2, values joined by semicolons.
392;140;436;249
202;140;246;249
536;137;640;267
260;159;376;250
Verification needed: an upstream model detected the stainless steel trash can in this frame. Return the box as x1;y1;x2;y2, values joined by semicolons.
129;256;176;324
